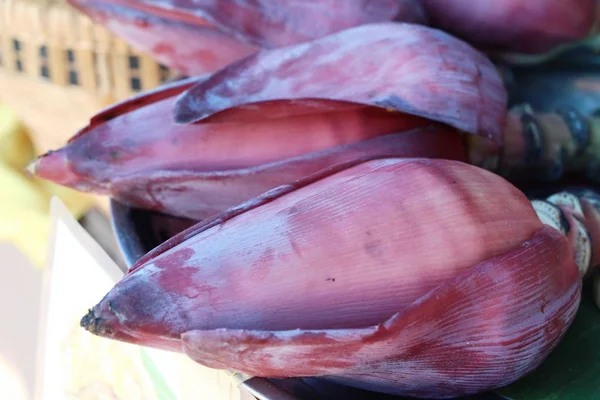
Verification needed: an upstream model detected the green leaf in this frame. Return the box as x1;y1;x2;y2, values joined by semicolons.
140;348;178;400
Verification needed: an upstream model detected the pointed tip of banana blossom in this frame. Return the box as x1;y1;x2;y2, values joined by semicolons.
27;151;66;180
80;309;99;333
81;307;122;339
25;159;38;177
27;149;102;193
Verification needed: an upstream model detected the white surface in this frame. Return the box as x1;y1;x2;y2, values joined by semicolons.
34;197;242;400
0;242;41;400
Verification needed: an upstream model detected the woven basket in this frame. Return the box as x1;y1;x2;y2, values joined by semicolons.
0;0;177;154
0;0;181;214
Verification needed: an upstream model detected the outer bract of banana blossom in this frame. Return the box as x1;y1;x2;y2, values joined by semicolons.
67;0;427;75
174;23;506;142
419;0;598;54
29;23;506;220
68;0;598;75
81;158;581;399
67;0;257;76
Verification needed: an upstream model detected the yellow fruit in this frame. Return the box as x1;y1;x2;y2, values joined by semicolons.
0;104;97;267
0;207;51;268
0;104;36;172
0;163;50;213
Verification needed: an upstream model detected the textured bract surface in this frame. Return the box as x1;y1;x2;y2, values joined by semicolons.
420;0;597;54
31;85;467;219
183;227;579;398
31;41;495;220
95;0;428;47
499;283;600;400
68;0;258;75
68;0;429;74
81;159;580;398
175;23;507;144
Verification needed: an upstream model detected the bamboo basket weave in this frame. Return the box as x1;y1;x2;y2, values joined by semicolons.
0;0;177;154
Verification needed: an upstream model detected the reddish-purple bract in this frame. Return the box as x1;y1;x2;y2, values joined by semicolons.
124;0;429;47
182;227;579;398
420;0;597;54
81;158;580;398
174;23;507;144
32;22;512;220
67;0;258;75
67;0;430;74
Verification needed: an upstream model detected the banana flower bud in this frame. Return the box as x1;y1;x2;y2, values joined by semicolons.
67;0;427;75
419;0;598;54
67;0;257;76
29;23;504;220
80;158;582;398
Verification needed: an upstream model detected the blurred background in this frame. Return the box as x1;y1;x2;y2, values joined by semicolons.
0;0;184;268
0;0;185;398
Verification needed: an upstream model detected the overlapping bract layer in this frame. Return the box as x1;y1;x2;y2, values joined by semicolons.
68;0;598;76
82;158;581;398
29;5;594;397
420;0;598;54
30;23;506;220
68;0;428;74
174;23;507;142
